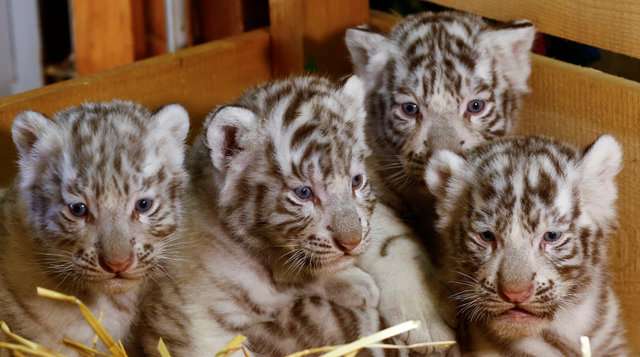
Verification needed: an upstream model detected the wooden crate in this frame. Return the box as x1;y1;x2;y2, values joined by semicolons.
0;0;638;352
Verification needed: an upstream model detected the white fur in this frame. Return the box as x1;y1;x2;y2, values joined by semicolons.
357;203;455;351
205;105;260;173
578;135;623;225
345;28;398;90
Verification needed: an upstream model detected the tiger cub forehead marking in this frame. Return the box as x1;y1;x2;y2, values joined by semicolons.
16;101;188;199
465;138;581;234
236;76;368;180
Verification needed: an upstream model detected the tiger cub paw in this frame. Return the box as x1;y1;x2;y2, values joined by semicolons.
323;267;380;309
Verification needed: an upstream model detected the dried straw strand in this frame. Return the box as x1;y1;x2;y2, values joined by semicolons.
2;288;456;357
36;288;127;357
0;322;63;357
215;335;248;357
580;336;592;357
157;339;171;357
62;338;109;357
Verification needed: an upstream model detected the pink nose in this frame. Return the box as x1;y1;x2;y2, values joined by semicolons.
499;283;534;303
334;232;362;253
99;254;134;274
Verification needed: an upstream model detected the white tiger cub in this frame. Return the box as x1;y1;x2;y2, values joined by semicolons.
425;135;628;356
346;11;536;349
0;101;190;354
139;76;395;356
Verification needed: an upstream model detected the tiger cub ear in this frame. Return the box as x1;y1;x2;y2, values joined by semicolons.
345;27;396;87
341;75;366;108
204;105;259;172
12;111;55;159
425;150;468;201
578;134;623;222
151;104;190;143
479;20;535;93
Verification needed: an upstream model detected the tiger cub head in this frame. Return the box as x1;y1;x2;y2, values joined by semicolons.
346;11;535;189
12;101;190;294
425;135;622;340
200;76;373;280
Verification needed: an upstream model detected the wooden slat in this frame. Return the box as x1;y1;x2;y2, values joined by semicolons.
71;0;141;74
0;29;272;185
303;0;369;75
425;0;640;60
143;0;169;55
371;11;640;351
194;0;244;41
268;0;305;76
269;0;368;77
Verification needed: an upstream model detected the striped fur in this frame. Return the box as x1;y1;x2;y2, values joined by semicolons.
345;12;535;349
0;101;189;354
139;76;390;356
425;135;628;356
346;10;535;215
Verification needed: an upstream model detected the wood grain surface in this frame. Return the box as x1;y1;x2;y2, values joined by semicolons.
426;0;640;59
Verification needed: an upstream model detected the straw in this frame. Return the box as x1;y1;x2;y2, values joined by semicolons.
36;287;127;357
0;288;457;357
580;336;591;357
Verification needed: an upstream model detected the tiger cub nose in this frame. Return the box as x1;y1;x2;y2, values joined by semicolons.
333;231;362;253
99;253;134;274
499;282;534;303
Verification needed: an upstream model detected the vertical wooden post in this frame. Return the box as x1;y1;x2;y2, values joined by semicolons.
268;0;369;77
269;0;305;76
303;0;369;75
144;0;169;55
195;0;245;41
72;0;143;75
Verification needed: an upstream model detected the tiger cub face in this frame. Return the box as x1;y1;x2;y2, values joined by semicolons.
12;101;189;294
425;135;622;340
200;76;374;279
346;11;535;188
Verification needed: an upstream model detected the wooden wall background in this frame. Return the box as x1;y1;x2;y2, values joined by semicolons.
0;0;638;352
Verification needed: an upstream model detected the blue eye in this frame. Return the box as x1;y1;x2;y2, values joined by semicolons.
135;198;153;213
543;231;562;243
352;174;364;189
68;202;88;217
294;186;313;200
401;102;419;116
466;99;486;114
479;231;496;242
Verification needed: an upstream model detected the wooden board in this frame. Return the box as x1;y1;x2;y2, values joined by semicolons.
0;29;272;185
371;11;640;350
303;0;369;76
71;0;141;74
269;0;305;76
425;0;640;60
194;0;245;41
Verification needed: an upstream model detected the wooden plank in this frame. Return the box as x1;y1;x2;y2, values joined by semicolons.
0;29;272;185
370;11;640;350
193;0;244;41
303;0;369;75
268;0;305;76
425;0;640;60
71;0;140;74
